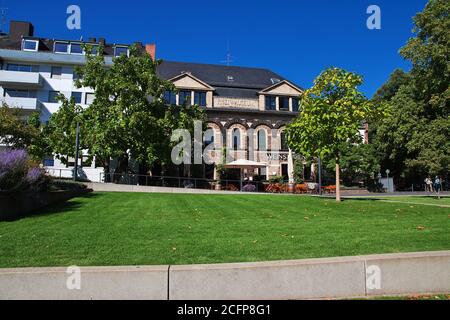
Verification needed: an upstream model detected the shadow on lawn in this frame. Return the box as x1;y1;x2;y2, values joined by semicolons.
26;192;104;219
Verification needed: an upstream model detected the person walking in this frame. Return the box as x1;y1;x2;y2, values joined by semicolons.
434;176;442;199
425;177;433;192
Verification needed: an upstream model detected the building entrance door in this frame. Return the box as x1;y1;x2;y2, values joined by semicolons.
281;164;288;182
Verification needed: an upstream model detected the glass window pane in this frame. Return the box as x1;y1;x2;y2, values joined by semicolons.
232;128;240;150
279;97;289;111
5;89;26;98
7;64;19;71
23;40;38;51
19;65;33;72
280;132;288;151
179;91;191;106
163;90;176;105
70;43;83;54
258;130;266;150
7;64;33;72
72;92;82;104
292;98;299;112
54;42;69;53
204;129;214;145
265;96;276;110
114;47;128;57
194;91;206;106
48;91;60;103
51;66;62;79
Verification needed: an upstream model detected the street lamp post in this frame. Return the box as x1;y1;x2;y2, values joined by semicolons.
74;121;80;182
385;169;390;193
318;157;322;195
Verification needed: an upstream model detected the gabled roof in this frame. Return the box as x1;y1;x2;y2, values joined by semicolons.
168;72;214;90
259;80;303;94
157;60;289;89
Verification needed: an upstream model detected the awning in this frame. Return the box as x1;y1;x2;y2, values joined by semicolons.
223;159;268;169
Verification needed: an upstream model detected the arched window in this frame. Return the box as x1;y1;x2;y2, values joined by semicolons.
232;128;241;150
280;131;288;151
257;129;266;151
204;129;214;147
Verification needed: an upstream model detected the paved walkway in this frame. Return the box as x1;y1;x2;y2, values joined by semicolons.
85;182;450;198
377;199;450;208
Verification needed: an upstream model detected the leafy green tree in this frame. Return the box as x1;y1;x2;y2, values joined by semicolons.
322;141;380;188
286;67;387;201
370;0;449;186
0;104;49;160
47;44;205;179
45;96;85;165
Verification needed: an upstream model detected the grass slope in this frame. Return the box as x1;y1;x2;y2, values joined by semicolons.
0;192;449;267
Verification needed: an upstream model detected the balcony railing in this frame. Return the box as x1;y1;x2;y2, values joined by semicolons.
0;70;43;88
0;96;40;110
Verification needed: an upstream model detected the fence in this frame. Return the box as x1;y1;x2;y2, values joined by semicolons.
99;172;269;193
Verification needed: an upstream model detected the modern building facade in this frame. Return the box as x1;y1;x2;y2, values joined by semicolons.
0;21;155;181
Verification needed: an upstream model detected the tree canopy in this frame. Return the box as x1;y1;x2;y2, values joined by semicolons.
46;44;205;176
286;67;387;201
370;0;449;186
0;105;49;160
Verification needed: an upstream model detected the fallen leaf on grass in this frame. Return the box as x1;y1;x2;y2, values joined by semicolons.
416;226;425;230
304;216;310;220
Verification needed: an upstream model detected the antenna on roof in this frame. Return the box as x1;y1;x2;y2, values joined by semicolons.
0;0;7;34
220;40;233;66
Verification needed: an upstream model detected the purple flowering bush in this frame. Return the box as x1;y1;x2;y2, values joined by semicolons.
242;183;257;192
0;149;49;192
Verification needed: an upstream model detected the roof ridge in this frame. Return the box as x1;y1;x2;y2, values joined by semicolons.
160;60;277;73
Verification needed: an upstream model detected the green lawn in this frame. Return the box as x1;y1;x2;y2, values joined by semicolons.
0;192;449;268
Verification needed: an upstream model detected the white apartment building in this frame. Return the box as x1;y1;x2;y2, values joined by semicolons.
0;21;154;182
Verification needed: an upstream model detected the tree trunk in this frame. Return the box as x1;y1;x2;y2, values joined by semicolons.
335;158;341;202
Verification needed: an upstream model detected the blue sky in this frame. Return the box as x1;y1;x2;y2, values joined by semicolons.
4;0;428;96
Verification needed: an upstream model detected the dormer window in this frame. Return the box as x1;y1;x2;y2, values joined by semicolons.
70;43;83;54
22;39;39;52
114;46;129;57
54;42;69;54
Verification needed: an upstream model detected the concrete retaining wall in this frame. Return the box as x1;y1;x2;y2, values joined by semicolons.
0;266;168;300
0;251;449;300
169;257;366;300
0;188;92;221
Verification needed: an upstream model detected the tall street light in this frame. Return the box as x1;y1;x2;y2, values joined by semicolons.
74;121;80;182
318;157;322;195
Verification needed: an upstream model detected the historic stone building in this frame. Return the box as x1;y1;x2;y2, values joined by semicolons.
157;61;304;181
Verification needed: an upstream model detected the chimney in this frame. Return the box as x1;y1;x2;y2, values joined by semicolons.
9;21;34;41
145;44;156;60
99;38;106;46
